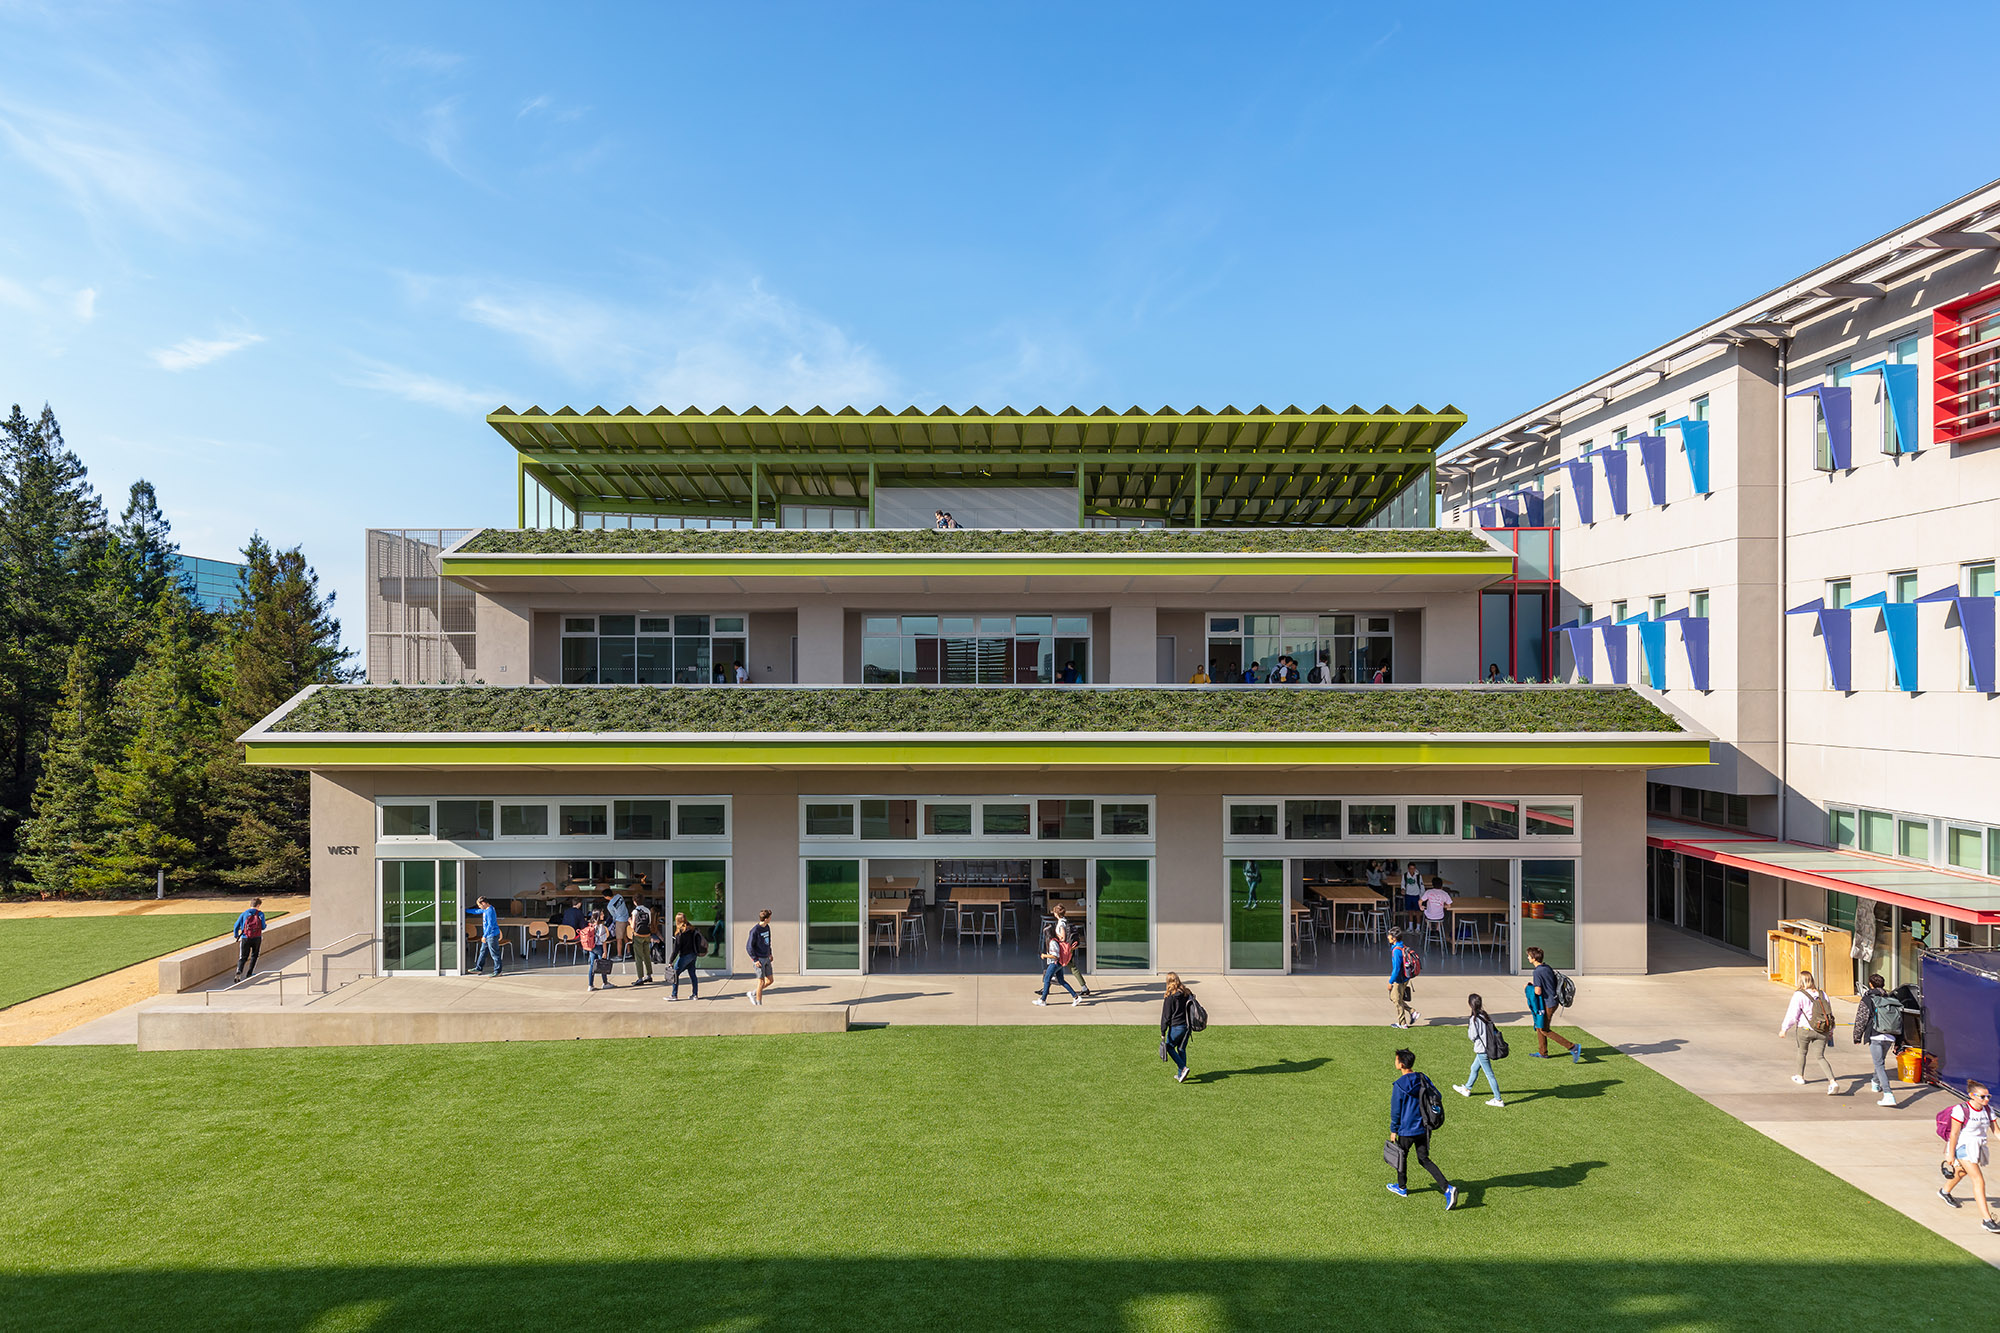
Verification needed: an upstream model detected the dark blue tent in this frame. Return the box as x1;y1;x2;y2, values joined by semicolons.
1920;950;2000;1094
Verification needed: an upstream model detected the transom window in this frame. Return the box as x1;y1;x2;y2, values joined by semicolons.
861;615;1091;684
377;797;730;842
1225;796;1578;841
560;614;748;685
1205;613;1393;684
799;796;1151;841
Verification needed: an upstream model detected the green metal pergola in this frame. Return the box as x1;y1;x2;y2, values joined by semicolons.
489;403;1466;529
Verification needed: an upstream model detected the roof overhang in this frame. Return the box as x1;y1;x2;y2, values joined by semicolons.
493;404;1467;529
1648;817;2000;924
435;548;1518;597
246;729;1710;771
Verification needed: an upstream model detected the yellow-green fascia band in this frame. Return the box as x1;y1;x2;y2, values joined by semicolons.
247;736;1709;769
438;552;1517;581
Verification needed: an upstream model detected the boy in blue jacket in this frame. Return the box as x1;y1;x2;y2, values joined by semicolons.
1387;1048;1456;1208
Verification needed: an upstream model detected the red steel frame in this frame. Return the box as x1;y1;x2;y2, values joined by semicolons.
1934;279;2000;446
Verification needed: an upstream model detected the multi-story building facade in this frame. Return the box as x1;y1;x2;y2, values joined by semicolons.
1440;178;2000;991
247;407;1709;985
171;552;247;613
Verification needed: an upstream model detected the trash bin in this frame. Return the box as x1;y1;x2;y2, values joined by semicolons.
1898;1047;1927;1084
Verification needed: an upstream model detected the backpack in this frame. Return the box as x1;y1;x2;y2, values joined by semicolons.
1483;1014;1510;1060
1397;943;1423;981
1556;972;1577;1009
1417;1075;1446;1132
1186;993;1209;1033
631;905;652;935
1057;939;1075;967
1938;1105;1961;1142
1868;992;1905;1039
1308;662;1330;684
1806;990;1836;1037
242;911;264;939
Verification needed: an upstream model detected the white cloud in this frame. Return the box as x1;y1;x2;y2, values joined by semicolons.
149;332;263;371
415;97;466;175
457;277;894;410
518;94;551;118
345;359;498;415
375;45;465;74
73;286;96;321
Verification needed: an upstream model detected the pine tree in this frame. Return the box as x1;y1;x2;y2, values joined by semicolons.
213;536;353;891
111;480;180;609
80;594;224;894
14;641;121;894
0;404;107;885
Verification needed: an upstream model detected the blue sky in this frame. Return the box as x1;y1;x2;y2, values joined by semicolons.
4;1;1998;642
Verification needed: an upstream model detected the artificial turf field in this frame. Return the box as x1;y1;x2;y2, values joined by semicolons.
2;1025;1994;1332
0;912;269;1009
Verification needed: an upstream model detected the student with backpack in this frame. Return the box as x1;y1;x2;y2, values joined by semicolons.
232;898;267;981
1033;914;1083;1007
1852;972;1904;1107
745;908;774;1006
1159;973;1203;1083
1939;1081;2000;1234
1525;945;1582;1062
1386;927;1421;1028
627;898;656;986
668;912;706;1000
579;913;612;991
1778;970;1839;1093
1451;992;1506;1107
1386;1048;1456;1209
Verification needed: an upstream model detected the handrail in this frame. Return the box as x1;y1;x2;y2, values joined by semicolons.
204;968;288;1006
307;932;376;996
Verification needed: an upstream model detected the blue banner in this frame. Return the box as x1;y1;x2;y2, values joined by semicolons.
1921;952;2000;1095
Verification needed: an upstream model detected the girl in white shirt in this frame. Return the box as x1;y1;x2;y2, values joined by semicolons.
1941;1081;2000;1234
1778;971;1840;1093
1450;993;1504;1108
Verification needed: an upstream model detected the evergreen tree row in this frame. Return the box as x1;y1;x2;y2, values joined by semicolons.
0;403;351;897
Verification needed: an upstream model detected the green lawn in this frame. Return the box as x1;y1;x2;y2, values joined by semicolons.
0;1027;1992;1331
0;912;272;1009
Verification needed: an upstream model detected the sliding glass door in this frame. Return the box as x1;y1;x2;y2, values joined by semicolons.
380;859;460;975
803;858;862;972
1091;859;1152;971
1228;857;1286;972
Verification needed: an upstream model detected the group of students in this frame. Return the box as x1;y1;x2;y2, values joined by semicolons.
1780;967;1999;1236
1190;654;1390;685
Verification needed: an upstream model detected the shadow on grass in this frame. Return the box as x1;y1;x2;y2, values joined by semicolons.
1195;1056;1331;1083
1447;1158;1610;1210
7;1257;1997;1332
1504;1078;1624;1104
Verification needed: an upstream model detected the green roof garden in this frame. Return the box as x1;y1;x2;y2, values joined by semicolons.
494;403;1467;529
244;685;1708;770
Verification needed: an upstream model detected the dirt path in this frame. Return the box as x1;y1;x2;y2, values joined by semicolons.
0;895;311;1046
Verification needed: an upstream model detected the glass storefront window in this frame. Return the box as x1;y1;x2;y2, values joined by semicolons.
1100;803;1150;837
1283;800;1340;840
672;859;729;970
804;804;854;837
1525;804;1576;836
1229;804;1278;837
614;800;671;840
500;804;548;837
676;804;726;837
560;804;609;837
1520;859;1576;970
1408;804;1455;837
924;803;974;836
1347;804;1396;836
381;804;431;838
862;612;1090;684
1037;800;1094;840
560;613;746;684
861;800;917;840
435;800;493;842
804;859;860;970
1093;860;1152;971
1462;800;1520;840
1228;858;1285;970
982;803;1031;836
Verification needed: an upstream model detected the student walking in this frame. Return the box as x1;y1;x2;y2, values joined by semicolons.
1853;972;1905;1107
746;909;775;1005
1386;927;1419;1028
1940;1081;2000;1234
627;896;655;986
1779;970;1840;1093
1051;903;1091;998
1034;914;1083;1007
467;896;504;977
232;898;267;981
1159;973;1201;1082
604;888;632;960
579;914;612;991
1386;1048;1456;1209
1451;993;1505;1107
1525;945;1582;1062
668;912;704;1000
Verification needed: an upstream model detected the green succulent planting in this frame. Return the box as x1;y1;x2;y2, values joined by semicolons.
267;685;1684;736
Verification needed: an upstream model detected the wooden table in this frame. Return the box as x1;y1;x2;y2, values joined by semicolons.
867;899;912;955
944;886;1018;945
1445;897;1510;953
